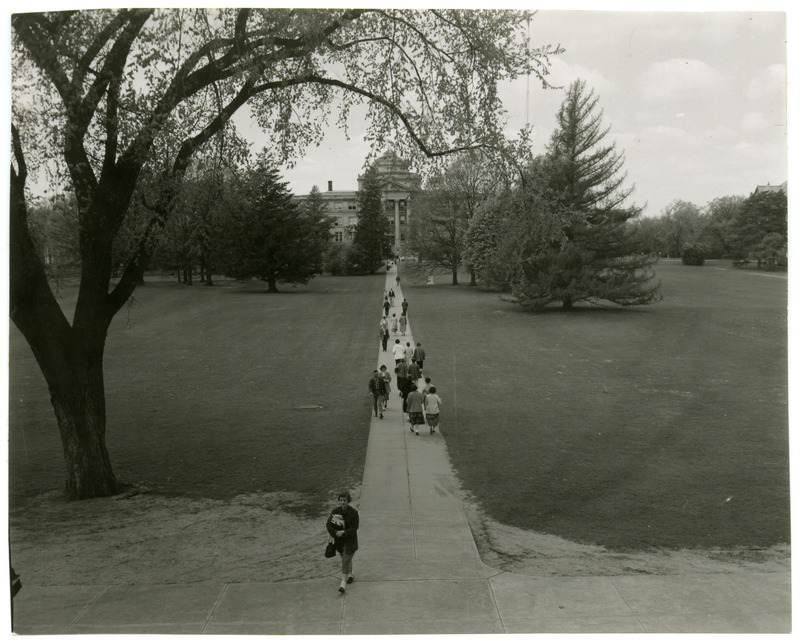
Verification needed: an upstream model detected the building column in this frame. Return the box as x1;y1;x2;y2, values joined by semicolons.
394;199;401;254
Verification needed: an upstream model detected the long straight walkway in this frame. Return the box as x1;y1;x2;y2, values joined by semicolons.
11;265;791;634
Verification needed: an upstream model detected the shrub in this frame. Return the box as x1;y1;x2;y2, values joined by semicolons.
323;244;349;276
681;243;708;266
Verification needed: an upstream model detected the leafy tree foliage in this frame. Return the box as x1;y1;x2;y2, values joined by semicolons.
219;163;331;292
409;151;502;285
10;8;558;498
348;166;391;273
701;196;745;258
658;200;703;258
731;190;787;268
509;80;660;309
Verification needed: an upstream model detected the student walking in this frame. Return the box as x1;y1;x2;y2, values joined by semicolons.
379;324;390;352
404;341;415;365
378;365;392;411
368;370;385;418
390;313;399;335
407;360;421;388
398;312;407;335
396;363;412;414
392;339;405;365
388;288;395;305
424;386;441;434
401;298;409;315
383;298;391;317
405;384;425;435
413;342;426;371
326;491;359;593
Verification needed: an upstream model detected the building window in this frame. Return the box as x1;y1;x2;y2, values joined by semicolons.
400;214;406;224
334;231;343;243
348;203;357;210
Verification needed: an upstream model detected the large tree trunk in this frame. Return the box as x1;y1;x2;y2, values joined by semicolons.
267;276;279;293
11;147;124;500
469;269;477;286
49;344;120;499
451;266;458;285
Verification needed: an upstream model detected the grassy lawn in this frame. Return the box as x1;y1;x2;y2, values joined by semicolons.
9;274;386;517
401;259;789;550
9;260;789;552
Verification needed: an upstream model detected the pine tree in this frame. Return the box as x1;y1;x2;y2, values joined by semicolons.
514;80;660;309
349;166;391;273
221;163;332;292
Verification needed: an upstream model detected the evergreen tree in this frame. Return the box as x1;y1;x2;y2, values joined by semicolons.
221;163;332;292
349;166;390;273
731;189;787;268
513;80;660;309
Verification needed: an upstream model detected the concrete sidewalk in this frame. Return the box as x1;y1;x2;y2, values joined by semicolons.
11;266;791;634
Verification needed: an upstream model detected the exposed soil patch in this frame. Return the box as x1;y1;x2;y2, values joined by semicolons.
10;489;344;586
11;484;789;589
464;498;790;577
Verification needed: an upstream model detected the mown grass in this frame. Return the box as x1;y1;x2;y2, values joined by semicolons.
402;260;789;550
9;274;386;517
10;260;789;550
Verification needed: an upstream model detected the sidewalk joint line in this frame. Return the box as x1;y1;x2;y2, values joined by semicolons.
201;582;230;633
66;585;109;632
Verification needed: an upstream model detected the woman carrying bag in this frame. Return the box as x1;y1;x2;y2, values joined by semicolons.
326;491;359;593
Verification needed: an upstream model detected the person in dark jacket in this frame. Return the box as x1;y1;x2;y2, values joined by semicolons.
368;370;385;419
326;491;360;593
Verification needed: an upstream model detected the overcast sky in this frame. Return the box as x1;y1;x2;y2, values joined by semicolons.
243;8;788;219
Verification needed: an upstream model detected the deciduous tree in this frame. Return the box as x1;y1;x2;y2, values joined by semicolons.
11;9;558;498
410;151;502;285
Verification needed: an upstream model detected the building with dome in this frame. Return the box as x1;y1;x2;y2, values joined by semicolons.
311;151;421;255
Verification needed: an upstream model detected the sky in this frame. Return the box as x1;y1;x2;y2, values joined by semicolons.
234;7;788;219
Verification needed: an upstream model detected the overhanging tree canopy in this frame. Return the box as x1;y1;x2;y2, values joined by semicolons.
11;8;559;499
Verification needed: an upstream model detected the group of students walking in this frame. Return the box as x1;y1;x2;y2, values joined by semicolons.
329;269;444;593
374;282;442;435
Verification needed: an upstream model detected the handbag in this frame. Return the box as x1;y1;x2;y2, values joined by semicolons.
325;538;336;558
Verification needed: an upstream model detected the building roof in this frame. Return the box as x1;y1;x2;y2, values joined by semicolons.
754;181;788;195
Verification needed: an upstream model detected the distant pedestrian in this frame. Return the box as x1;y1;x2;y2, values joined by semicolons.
379;325;390;352
401;299;408;315
389;288;396;304
424;386;441;434
395;275;401;287
392;339;405;365
404;341;414;365
326;491;359;593
408;360;421;386
390;313;399;335
378;365;392;411
406;385;425;435
368;370;385;419
383;298;390;316
422;377;433;396
413;342;426;371
399;313;407;335
396;364;412;413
